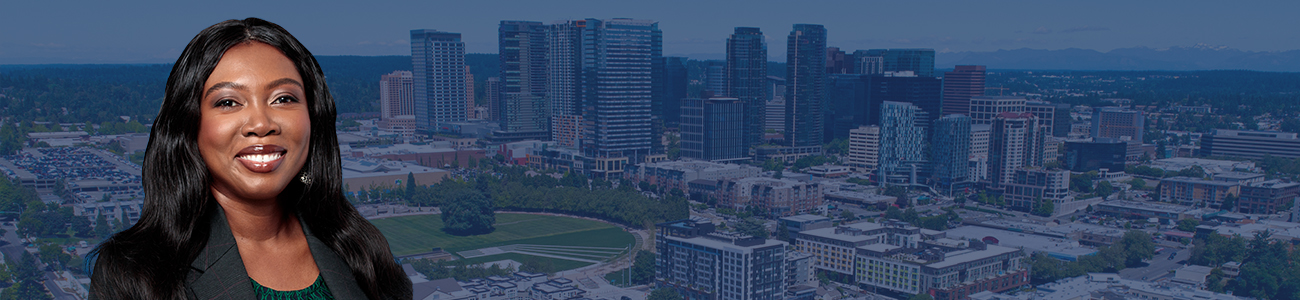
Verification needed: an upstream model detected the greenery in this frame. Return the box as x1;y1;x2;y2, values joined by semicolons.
1030;230;1155;285
648;288;683;300
1177;218;1200;232
734;218;769;238
1031;197;1055;217
908;294;934;300
606;250;656;287
440;189;496;236
792;155;834;171
0;252;49;300
371;213;635;256
1189;231;1300;299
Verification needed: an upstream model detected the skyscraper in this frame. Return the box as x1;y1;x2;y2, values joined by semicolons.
1091;107;1144;143
727;27;768;149
785;24;827;147
969;96;1026;125
548;20;584;147
704;61;727;97
657;57;689;129
497;21;550;140
823;74;941;142
932;114;972;193
579;18;662;163
464;66;475;119
878;101;927;184
826;47;851;74
681;98;745;161
857;49;936;77
989;112;1044;188
411;30;467;134
941;65;986;116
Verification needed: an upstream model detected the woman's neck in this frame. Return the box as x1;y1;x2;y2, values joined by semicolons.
214;193;298;242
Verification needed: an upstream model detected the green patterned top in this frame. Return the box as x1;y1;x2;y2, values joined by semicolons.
251;275;334;300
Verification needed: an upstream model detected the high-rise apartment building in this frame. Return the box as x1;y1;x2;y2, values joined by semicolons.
988;112;1044;188
657;220;787;300
380;70;414;120
969;96;1026;125
464;66;475;119
681;98;746;162
705;61;727;97
379;71;415;137
411;29;467;132
878;101;927;184
941;65;985;116
848;125;881;174
547;20;584;147
856;49;936;77
496;21;550;140
785;24;827;148
727;27;769;149
932;114;972;193
970;124;992;182
578;18;662;164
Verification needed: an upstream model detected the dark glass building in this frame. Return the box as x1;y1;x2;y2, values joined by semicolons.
681;98;746;161
1062;139;1127;172
727;27;768;150
785;24;827;147
577;18;663;163
657;57;689;129
821;74;941;142
857;49;936;77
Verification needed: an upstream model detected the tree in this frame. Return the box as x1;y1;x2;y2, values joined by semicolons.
1119;230;1156;267
1096;181;1115;198
840;210;855;220
1177;218;1200;232
735;218;769;238
406;172;417;201
648;288;682;300
776;224;791;242
440;189;496;236
1221;194;1239;211
93;213;111;238
1031;197;1055;217
883;186;909;204
773;169;783;179
71;215;93;237
908;294;934;300
1129;178;1147;190
631;250;655;285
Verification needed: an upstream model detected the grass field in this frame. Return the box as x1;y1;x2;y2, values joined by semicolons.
371;213;637;257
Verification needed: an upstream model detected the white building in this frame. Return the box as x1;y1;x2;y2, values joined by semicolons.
656;219;788;300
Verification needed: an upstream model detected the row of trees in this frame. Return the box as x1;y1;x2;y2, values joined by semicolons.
1030;230;1155;285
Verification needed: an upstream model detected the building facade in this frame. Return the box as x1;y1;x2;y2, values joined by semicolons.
785;24;827;147
497;21;551;141
727;27;769;149
847;125;881;173
1238;180;1300;214
656;220;787;300
969;96;1026;125
988;112;1043;188
1159;176;1240;208
1201;129;1300;159
681;98;746;161
856;49;936;77
878;101;927;184
932;114;972;193
711;177;824;217
941;65;985;116
1063;139;1127;172
1002;168;1071;212
411;29;467;132
579;18;663;165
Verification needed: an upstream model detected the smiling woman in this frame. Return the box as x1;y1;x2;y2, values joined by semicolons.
88;18;411;300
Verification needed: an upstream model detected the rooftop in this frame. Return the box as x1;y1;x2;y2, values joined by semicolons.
944;226;1097;260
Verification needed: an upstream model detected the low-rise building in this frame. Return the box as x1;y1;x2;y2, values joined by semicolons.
713;177;823;217
779;214;832;234
341;156;447;193
625;160;761;193
1160;176;1240;208
1238;179;1300;214
1002;168;1071;213
944;226;1096;261
794;221;922;277
1096;200;1202;222
855;241;1028;300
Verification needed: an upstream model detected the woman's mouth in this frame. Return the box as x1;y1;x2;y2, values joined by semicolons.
236;144;286;173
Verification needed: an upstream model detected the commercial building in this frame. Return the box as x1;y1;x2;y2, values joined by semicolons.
1091;107;1145;161
969;96;1026;125
411;29;467;133
785;24;827;147
1159;176;1240;208
754;145;823;163
483;77;501;121
496;21;551;142
780;214;833;234
1026;101;1071;137
943;226;1096;262
1201;129;1300;159
793;221;923;277
823;73;941;142
656;219;787;300
932;114;972;193
343;143;486;169
497;140;553;166
681;98;746;162
1062;139;1127;172
1150;157;1257;174
576;19;662;164
657;57;689;129
713;177;824;217
340;156;447;193
941;65;986;116
855;241;1028;300
727;27;769;149
847;125;881;173
1096;200;1201;221
625;160;760;193
1238;179;1300;214
968;273;1244;300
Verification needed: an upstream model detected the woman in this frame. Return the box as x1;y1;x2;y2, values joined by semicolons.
90;18;412;300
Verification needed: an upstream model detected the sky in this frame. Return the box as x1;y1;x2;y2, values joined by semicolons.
2;0;1298;64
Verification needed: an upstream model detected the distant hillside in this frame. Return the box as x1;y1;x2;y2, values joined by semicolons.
937;45;1300;72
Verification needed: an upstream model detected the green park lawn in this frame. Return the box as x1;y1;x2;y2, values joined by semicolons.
371;213;637;257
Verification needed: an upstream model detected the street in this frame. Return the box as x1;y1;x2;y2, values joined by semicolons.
1119;243;1191;281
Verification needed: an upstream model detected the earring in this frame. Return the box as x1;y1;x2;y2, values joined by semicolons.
299;172;313;185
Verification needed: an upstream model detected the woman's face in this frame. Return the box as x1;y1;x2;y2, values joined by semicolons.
198;42;311;203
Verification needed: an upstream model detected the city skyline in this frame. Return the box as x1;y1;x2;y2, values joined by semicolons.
3;1;1300;64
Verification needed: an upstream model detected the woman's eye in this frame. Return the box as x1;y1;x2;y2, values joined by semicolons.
215;99;238;107
273;96;299;104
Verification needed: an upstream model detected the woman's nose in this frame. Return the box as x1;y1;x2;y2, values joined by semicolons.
243;106;280;137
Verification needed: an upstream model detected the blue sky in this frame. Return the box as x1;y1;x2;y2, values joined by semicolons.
1;0;1296;64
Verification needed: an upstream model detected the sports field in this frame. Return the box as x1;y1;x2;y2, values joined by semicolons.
371;213;637;257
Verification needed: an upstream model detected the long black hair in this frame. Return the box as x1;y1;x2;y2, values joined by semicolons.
90;18;410;299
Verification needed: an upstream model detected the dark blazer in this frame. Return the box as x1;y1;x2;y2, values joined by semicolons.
184;207;368;299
